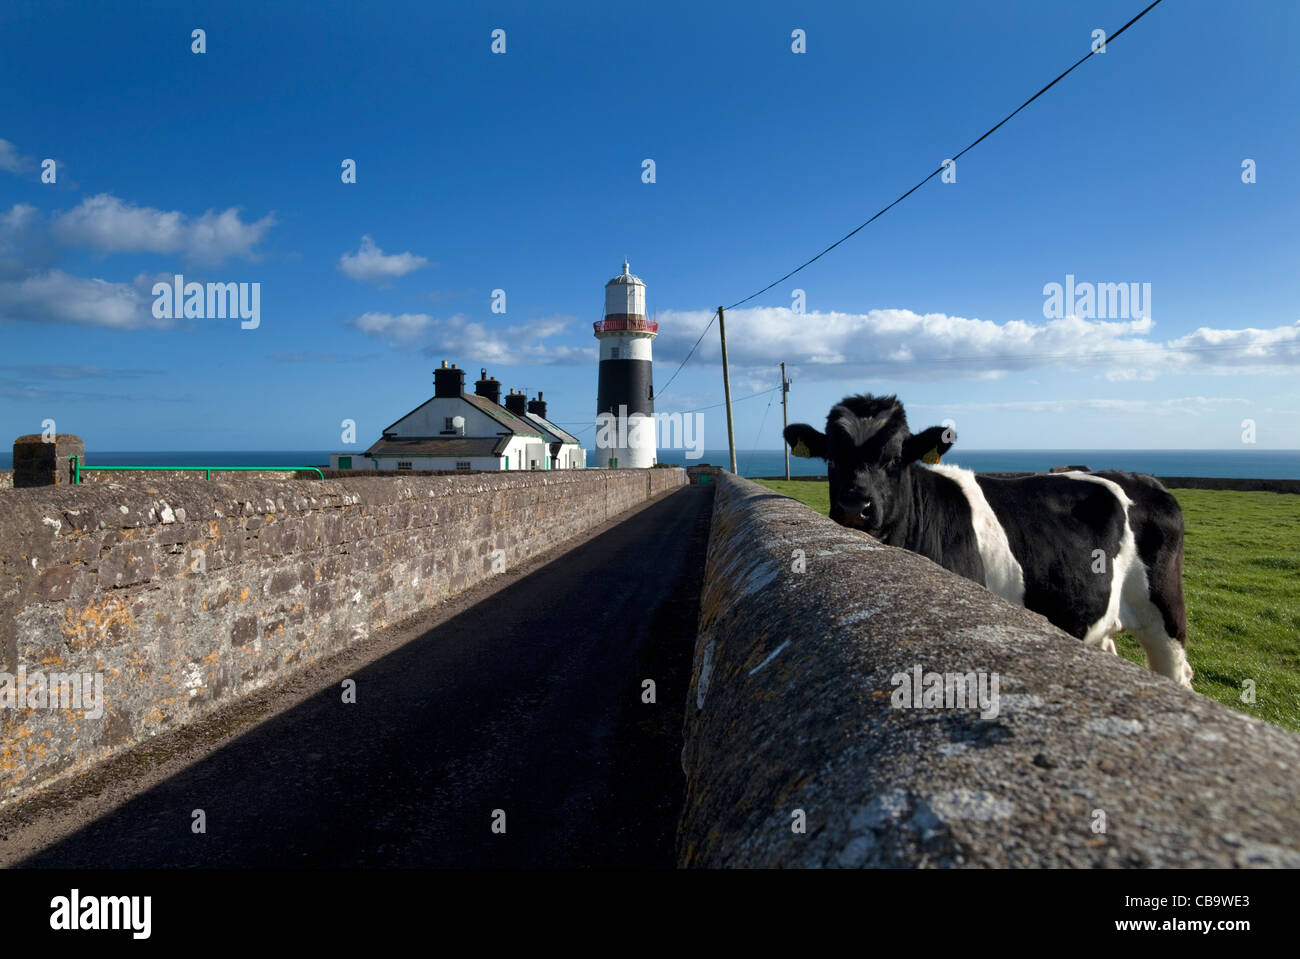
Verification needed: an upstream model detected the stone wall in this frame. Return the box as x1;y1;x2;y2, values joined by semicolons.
11;434;82;488
0;468;685;803
1156;476;1300;494
679;473;1300;868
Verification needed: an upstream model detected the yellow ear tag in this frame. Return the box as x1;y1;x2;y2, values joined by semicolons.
792;440;812;458
921;448;941;465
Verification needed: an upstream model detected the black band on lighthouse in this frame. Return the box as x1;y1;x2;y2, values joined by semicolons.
597;359;654;418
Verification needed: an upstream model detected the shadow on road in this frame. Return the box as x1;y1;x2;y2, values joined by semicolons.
18;485;714;868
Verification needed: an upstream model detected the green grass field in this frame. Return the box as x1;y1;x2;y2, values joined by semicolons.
755;480;1300;731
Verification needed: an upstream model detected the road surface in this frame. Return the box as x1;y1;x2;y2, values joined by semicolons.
7;484;713;868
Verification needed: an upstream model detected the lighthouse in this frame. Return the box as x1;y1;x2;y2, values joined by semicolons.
594;262;658;468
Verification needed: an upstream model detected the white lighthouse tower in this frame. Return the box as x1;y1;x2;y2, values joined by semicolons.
594;262;657;468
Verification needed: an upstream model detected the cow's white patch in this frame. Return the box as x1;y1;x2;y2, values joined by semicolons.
1059;472;1193;689
926;464;1025;605
1058;472;1135;647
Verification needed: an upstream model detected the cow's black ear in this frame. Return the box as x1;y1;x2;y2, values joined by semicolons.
902;425;956;464
784;424;827;459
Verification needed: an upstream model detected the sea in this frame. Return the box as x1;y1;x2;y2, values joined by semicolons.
4;448;1300;479
660;449;1300;479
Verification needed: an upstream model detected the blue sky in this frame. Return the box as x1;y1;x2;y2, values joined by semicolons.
2;0;1298;454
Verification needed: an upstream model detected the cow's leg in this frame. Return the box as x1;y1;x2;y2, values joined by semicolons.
1121;562;1192;688
1082;633;1117;655
1081;582;1123;657
1102;471;1192;688
1133;625;1194;688
1121;582;1193;688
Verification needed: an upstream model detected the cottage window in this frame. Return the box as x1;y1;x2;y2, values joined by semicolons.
456;461;471;471
397;460;413;471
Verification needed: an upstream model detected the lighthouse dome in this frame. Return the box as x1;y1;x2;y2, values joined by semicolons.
605;261;644;287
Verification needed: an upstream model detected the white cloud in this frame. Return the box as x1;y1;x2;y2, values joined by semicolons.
418;314;594;365
52;194;274;262
653;307;1300;381
0;138;31;175
1165;323;1300;369
0;203;57;278
349;311;435;343
1;203;40;233
910;396;1251;416
0;269;168;330
338;235;429;284
350;309;593;364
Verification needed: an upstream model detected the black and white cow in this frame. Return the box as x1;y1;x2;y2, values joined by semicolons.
785;394;1193;687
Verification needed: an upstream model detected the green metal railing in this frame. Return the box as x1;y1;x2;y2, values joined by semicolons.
70;455;323;484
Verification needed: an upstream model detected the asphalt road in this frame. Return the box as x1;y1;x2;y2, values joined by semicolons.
14;484;713;868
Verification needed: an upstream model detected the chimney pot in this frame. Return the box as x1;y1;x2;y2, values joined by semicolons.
474;369;502;406
505;391;528;416
433;362;466;398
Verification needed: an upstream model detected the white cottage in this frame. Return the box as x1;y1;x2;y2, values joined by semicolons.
502;389;586;470
330;363;569;472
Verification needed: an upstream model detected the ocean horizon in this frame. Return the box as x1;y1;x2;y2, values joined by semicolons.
4;448;1300;480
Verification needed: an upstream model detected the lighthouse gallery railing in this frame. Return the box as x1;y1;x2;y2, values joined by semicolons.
593;317;658;334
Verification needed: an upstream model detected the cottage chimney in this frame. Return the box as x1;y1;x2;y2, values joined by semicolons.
527;392;547;419
504;389;528;417
434;361;466;398
474;368;502;405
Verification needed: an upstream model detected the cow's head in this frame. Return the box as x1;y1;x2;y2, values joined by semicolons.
784;394;955;533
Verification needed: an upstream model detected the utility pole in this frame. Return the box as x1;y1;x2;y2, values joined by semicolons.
718;306;737;474
781;362;791;480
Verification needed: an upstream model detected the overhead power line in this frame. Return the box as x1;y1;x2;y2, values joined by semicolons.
725;0;1165;312
657;0;1166;401
674;385;781;414
657;307;719;400
559;385;781;432
740;390;778;474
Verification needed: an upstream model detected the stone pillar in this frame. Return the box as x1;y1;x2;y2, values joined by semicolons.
12;433;84;487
